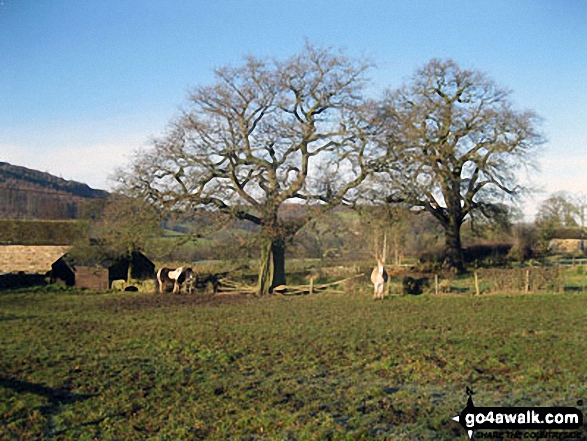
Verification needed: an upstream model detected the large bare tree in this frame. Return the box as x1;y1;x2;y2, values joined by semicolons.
119;44;375;294
375;59;544;272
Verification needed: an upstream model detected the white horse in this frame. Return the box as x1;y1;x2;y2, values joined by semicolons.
371;258;388;300
157;266;195;294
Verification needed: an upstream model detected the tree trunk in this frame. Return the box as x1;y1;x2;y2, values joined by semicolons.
126;250;133;283
257;236;287;295
444;218;465;273
258;239;274;296
271;238;286;289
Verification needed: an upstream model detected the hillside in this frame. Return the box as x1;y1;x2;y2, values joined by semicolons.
0;162;108;220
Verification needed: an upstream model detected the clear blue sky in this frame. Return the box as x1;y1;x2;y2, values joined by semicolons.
1;0;586;218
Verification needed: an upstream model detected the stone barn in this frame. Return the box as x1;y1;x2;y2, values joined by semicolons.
548;239;586;256
0;245;70;290
0;240;155;291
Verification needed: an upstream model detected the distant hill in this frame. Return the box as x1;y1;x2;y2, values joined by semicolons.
0;162;109;220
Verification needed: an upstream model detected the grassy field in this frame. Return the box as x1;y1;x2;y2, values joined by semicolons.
1;288;586;440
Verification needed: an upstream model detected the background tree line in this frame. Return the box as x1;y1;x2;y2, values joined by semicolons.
82;190;587;271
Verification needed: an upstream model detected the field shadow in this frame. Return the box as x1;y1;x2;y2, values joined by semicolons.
100;292;251;312
0;376;92;406
0;315;38;322
0;375;124;437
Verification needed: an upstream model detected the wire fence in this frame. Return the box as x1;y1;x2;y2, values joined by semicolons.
376;264;587;296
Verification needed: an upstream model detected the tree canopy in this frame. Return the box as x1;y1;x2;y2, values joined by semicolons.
375;59;544;272
119;51;545;280
119;44;376;293
536;192;581;229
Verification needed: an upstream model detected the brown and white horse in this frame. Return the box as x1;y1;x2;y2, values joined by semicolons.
157;266;195;294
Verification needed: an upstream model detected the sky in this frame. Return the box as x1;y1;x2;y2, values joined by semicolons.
1;0;586;220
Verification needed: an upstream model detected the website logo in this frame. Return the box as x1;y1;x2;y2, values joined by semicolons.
451;388;583;440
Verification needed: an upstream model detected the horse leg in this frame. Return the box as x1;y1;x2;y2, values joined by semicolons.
375;283;384;299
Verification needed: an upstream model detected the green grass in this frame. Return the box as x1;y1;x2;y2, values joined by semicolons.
1;289;586;440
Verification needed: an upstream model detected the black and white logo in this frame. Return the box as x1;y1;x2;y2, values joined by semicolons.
451;388;583;440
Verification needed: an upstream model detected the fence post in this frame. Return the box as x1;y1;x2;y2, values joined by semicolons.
525;269;530;294
474;271;480;296
435;274;439;295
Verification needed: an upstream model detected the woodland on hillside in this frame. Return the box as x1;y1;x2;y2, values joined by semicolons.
0;162;107;220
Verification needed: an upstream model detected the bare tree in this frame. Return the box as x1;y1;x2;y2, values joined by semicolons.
118;44;375;294
534;192;581;251
70;194;162;282
574;193;587;229
375;59;544;272
357;204;410;267
536;192;580;229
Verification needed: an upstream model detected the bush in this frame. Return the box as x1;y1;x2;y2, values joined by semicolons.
402;276;429;295
462;243;512;264
418;243;513;268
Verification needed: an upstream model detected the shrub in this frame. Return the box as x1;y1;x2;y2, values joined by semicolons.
402;276;429;295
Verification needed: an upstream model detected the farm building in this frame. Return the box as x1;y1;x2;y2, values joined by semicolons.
108;251;156;283
548;238;586;256
50;257;110;290
52;251;156;290
0;245;155;291
0;245;70;289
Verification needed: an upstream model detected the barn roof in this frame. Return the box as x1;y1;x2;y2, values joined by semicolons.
0;245;70;274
